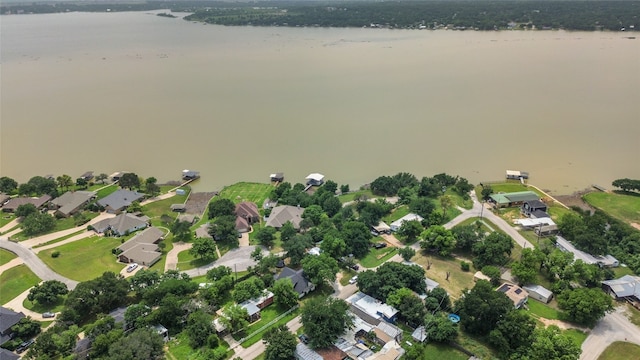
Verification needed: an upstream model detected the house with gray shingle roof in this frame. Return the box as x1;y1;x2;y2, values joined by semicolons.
117;227;164;266
0;307;25;345
274;267;314;298
2;195;52;213
97;189;144;213
51;191;96;217
265;205;304;229
91;213;148;236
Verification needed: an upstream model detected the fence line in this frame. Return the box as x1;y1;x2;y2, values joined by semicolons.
237;305;300;345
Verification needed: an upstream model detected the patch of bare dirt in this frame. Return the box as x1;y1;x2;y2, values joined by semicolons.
185;192;218;216
554;188;597;212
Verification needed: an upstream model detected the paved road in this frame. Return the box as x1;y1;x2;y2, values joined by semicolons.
580;306;640;360
183;246;265;277
0;238;78;290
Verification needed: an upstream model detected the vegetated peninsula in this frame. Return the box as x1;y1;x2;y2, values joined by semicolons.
2;1;639;32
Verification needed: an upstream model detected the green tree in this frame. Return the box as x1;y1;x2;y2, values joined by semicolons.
357;262;426;301
421;225;456;256
189;237;217;261
480;185;494;200
301;253;339;287
256;226;277;248
15;203;37;218
302;204;324;226
322;196;342;218
56;174;73;192
279;221;297;242
320;234;346;258
0;176;18;193
171;220;193;242
206;266;232;281
208;198;235;218
107;328;164;360
526;326;580;360
301;297;353;349
481;265;501;286
22;212;56;236
272;278;299;309
209;215;239;247
118;173;140;189
145;177;160;197
221;304;249;335
186;310;213;348
27;280;68;305
27;176;58;196
340;184;350;194
386;288;425;326
439;195;453;215
557;287;613;326
455;280;513;336
232;277;264;303
472;232;514;268
409;197;436;218
9;317;41;342
263;325;297;360
283;234;312;267
397;220;423;243
95;173;108;184
124;303;150;330
452;223;483;251
76;177;88;189
398;246;416;262
424;314;458;343
90;329;123;358
424;287;451;313
340;221;372;258
488;310;536;359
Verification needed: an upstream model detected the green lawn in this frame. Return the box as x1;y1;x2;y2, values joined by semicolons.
412;254;475;300
240;306;301;347
166;331;231;360
0;214;16;229
337;190;381;204
0;264;40;304
598;341;640;360
383;205;411;223
360;246;398;268
176;249;214;271
0;249;17;266
142;193;189;220
445;188;474;210
421;343;469;360
11;211;99;241
95;184;118;199
455;331;499;360
33;230;85;249
564;328;588;346
23;297;65;314
526;300;561;320
220;182;273;207
38;236;124;282
339;269;358;286
614;266;637;278
584;191;640;224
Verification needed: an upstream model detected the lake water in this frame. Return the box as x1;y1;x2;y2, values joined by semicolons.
1;11;639;194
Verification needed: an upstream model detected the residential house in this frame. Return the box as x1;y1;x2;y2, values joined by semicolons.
489;191;540;208
305;173;325;186
270;173;284;182
265;205;304;229
496;283;529;309
390;213;424;232
0;193;10;207
152;324;169;342
424;278;440;292
116;227;164;266
367;341;405;360
235;202;260;225
2;195;52;213
316;346;350;360
0;307;25;345
50;191;96;217
521;200;549;218
373;322;403;345
177;214;197;225
97;189;144;213
0;348;20;360
555;235;619;267
73;333;91;359
182;170;200;180
239;301;262;323
514;217;556;229
295;343;323;360
91;213;148;236
371;222;391;235
602;275;640;301
523;284;553;303
274;267;314;298
346;292;399;325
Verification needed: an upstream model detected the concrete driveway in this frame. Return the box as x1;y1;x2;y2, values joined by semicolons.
183;245;266;277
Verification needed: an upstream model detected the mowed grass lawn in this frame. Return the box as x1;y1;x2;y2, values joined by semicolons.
360;246;398;268
584;191;640;224
220;182;273;207
142;193;189;220
38;236;124;282
412;254;474;300
0;265;40;304
598;341;640;360
176;249;214;271
0;249;17;266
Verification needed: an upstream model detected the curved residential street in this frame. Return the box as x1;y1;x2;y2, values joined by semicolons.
0;238;78;290
580;306;640;360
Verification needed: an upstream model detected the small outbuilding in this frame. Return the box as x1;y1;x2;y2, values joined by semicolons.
305;173;325;186
523;284;553;303
270;173;284;182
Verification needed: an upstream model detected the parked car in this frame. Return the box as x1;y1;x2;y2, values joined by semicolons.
350;264;360;271
126;263;138;273
42;312;55;319
349;276;358;284
373;242;387;249
16;339;35;353
298;334;310;344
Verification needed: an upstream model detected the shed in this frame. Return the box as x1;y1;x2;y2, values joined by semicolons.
176;189;186;196
473;271;491;282
523;284;553;303
170;204;186;212
411;326;427;343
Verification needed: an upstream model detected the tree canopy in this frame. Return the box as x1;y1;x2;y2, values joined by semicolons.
455;280;513;336
301;297;353;349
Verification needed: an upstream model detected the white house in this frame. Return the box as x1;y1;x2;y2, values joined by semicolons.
390;213;424;232
523;284;553;303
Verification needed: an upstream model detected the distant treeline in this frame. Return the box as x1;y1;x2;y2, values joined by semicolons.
2;1;639;32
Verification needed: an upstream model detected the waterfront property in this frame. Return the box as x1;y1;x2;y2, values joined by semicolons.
265;205;304;229
390;213;424;232
182;169;200;180
521;199;549;218
235;201;260;233
1;195;51;213
97;189;144;213
116;226;164;266
50;190;96;217
506;170;529;180
489;191;540;208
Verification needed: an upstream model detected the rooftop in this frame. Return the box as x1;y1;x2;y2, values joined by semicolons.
347;292;398;324
497;283;529;308
602;275;640;299
97;189;144;211
265;205;304;229
490;191;539;204
555;235;619;267
390;213;424;228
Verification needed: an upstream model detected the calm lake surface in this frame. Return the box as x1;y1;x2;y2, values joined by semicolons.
2;11;639;194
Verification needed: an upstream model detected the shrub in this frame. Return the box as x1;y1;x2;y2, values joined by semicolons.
460;261;470;271
51;251;60;258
